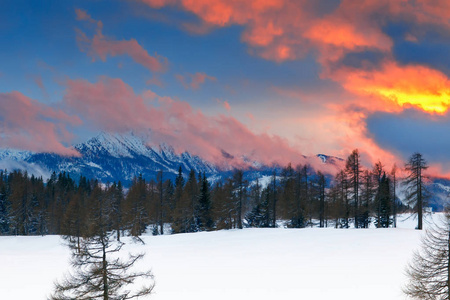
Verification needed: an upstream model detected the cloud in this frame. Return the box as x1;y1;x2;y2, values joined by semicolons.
139;0;450;111
31;75;49;98
330;61;450;114
0;92;81;156
76;9;167;72
62;76;331;169
215;98;231;111
75;8;96;24
223;100;231;111
367;108;450;166
175;72;216;89
146;74;164;87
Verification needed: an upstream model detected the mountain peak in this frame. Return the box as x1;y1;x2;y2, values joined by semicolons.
76;131;151;158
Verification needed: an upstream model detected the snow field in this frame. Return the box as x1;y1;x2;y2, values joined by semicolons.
0;214;434;300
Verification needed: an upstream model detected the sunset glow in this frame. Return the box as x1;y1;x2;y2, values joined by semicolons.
2;0;450;176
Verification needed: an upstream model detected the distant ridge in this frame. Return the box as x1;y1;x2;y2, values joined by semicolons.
0;132;345;185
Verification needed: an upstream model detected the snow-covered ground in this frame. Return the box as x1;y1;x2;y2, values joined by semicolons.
0;214;440;300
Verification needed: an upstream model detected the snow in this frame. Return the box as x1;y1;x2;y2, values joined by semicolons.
0;214;438;300
81;131;153;158
0;160;51;179
434;182;450;193
0;148;33;161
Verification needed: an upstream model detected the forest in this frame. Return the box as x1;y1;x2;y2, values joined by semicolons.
0;149;427;237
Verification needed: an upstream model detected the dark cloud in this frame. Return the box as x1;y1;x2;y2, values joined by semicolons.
327;49;387;73
367;108;450;164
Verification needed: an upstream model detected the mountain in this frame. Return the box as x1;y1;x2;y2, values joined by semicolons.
0;132;343;185
0;132;448;210
0;133;349;186
0;132;219;184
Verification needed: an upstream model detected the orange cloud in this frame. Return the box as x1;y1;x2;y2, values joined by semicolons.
136;0;450;173
0;92;81;156
331;61;450;114
136;0;396;63
76;9;167;72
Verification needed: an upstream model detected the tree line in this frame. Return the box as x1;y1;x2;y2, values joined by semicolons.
0;150;430;237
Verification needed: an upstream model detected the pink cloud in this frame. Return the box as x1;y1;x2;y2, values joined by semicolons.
76;9;167;72
0;92;81;156
223;100;231;111
75;8;96;23
62;77;324;169
31;75;49;98
146;74;164;87
176;72;216;89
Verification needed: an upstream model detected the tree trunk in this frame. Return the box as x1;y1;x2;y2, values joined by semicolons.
448;228;450;300
102;241;108;300
418;167;423;230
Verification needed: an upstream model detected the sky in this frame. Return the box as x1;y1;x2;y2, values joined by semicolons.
2;0;450;175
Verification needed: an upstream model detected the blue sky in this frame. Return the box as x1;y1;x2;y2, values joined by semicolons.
2;0;450;175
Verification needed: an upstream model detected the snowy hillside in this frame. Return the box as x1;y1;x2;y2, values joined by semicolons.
0;213;437;300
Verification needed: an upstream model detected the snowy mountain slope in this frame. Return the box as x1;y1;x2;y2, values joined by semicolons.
0;132;346;185
7;132;449;209
0;132;218;184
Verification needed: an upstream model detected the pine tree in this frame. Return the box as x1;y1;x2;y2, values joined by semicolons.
404;213;450;299
0;171;11;234
373;161;384;229
317;172;326;228
271;171;278;228
360;169;375;228
197;173;213;231
232;169;247;229
374;173;391;228
390;164;398;228
173;169;199;232
124;175;150;237
404;153;430;230
280;164;295;223
345;149;361;228
156;170;164;235
335;170;350;228
51;184;154;300
289;165;306;228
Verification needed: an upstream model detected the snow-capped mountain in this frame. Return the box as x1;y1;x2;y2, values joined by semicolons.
0;132;218;184
0;132;349;185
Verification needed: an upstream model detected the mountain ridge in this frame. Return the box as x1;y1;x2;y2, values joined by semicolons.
0;132;346;184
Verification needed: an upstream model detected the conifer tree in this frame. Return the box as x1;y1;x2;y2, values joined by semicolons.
271;171;278;228
124;175;149;236
404;213;450;299
373;161;384;228
51;183;154;300
280;164;295;223
232;169;247;229
197;173;213;231
345;149;361;228
0;171;10;234
317;171;326;228
374;173;391;228
156;170;164;235
360;169;375;228
288;165;306;228
404;152;429;230
390;164;398;228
